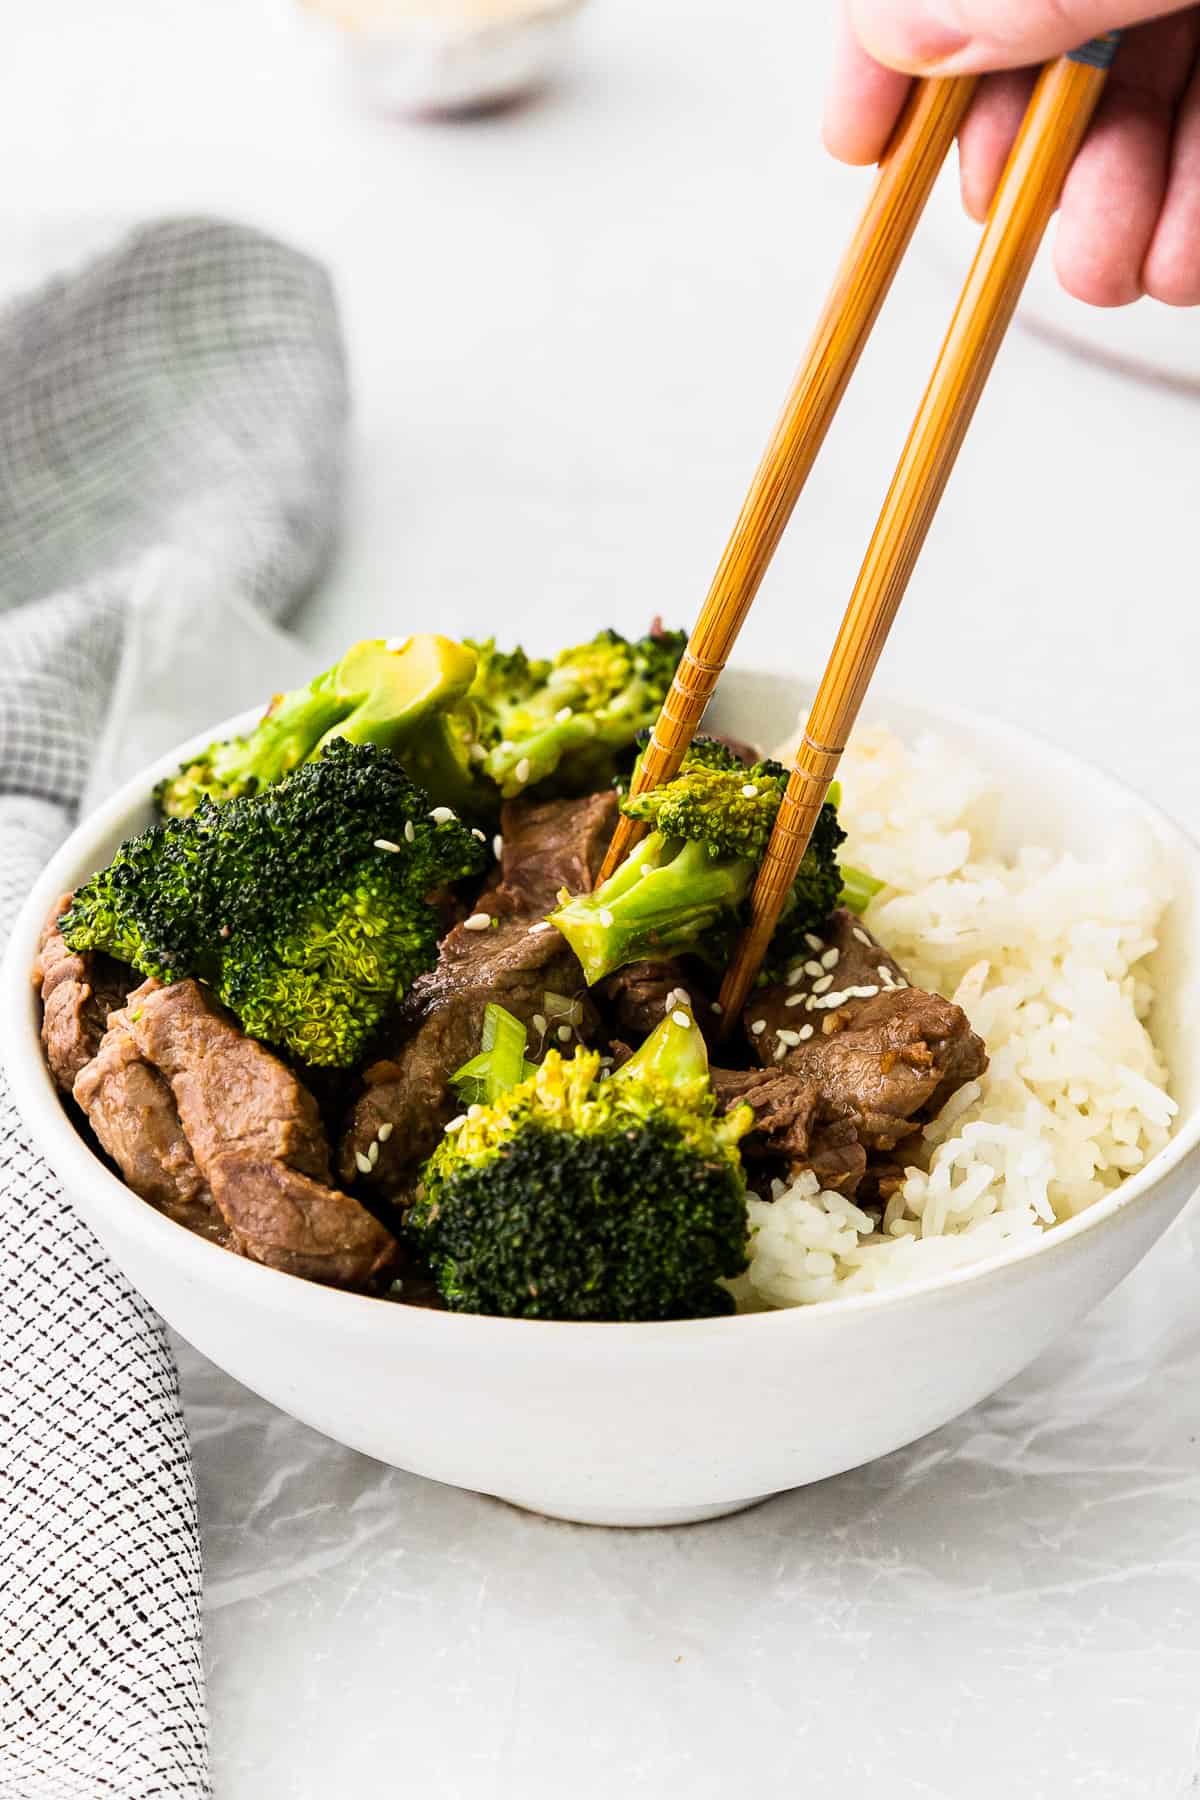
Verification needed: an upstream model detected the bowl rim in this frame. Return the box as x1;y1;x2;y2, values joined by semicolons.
3;675;1199;1345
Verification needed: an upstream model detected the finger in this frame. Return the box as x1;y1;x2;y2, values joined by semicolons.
1053;16;1200;306
823;2;914;164
847;0;1172;77
1143;56;1200;304
956;70;1037;220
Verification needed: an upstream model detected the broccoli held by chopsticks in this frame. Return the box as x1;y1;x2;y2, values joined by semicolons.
550;737;880;985
62;740;486;1068
408;1001;752;1321
460;627;686;800
155;635;479;819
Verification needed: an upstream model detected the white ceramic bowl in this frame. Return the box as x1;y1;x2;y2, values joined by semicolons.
3;672;1199;1528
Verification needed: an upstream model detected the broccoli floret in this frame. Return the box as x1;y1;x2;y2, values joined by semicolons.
155;635;479;818
550;742;849;984
409;1003;752;1321
459;627;686;799
63;740;486;1067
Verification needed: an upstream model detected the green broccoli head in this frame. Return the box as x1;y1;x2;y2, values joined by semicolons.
63;740;486;1067
410;1004;752;1321
155;635;479;818
461;627;686;799
550;730;849;984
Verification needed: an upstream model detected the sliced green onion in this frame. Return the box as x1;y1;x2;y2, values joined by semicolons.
839;864;884;916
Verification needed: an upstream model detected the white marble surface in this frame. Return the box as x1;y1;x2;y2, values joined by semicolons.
7;1;1200;1794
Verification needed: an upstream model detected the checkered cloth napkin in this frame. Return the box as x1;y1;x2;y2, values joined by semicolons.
0;219;348;1798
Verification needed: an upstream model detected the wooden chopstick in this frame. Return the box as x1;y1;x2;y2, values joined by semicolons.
717;39;1120;1028
594;74;977;886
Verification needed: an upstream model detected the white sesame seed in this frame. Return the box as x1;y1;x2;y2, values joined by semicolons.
499;740;514;755
404;820;415;843
710;1001;723;1015
853;928;871;945
557;1024;572;1042
444;1116;466;1133
527;921;553;935
598;1055;614;1068
555;706;573;723
847;984;879;999
804;933;824;952
469;742;487;762
813;974;834;994
385;635;411;653
671;1009;691;1029
751;1019;766;1036
798;1024;814;1040
598;907;614;927
374;838;400;853
377;1122;393;1142
493;835;503;859
367;1139;380;1167
430;806;456;824
786;966;805;987
774;1042;788;1062
821;947;840;970
776;1028;801;1047
471;827;486;841
355;1151;372;1175
531;1015;548;1037
741;783;759;799
468;1104;483;1119
804;960;823;977
878;964;893;982
786;993;806;1008
463;912;491;931
514;757;532;785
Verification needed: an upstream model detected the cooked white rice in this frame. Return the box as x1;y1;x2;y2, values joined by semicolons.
741;721;1177;1309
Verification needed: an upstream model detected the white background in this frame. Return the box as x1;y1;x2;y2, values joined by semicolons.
6;1;1200;1794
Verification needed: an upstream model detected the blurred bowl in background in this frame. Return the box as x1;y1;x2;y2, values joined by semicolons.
299;0;586;116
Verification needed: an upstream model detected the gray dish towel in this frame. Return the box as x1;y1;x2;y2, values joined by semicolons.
0;218;348;1798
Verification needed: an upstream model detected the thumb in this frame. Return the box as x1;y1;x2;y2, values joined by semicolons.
846;0;1171;73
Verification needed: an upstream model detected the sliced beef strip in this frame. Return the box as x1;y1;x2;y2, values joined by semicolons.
744;911;985;1154
497;789;618;916
74;1007;227;1244
599;959;718;1045
711;1067;818;1159
34;896;133;1094
121;979;395;1288
732;910;986;1199
340;792;616;1198
710;1067;867;1195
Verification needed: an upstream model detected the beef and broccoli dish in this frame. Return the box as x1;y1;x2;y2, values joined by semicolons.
35;625;988;1321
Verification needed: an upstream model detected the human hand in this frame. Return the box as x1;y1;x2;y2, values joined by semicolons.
823;1;1200;306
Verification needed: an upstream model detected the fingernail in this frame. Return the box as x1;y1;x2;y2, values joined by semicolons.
902;9;971;66
851;0;971;70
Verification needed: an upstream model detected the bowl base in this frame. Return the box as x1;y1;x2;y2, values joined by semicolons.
490;1491;773;1528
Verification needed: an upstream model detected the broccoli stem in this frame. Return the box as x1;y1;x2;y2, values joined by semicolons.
839;865;884;915
549;835;752;984
612;1000;710;1093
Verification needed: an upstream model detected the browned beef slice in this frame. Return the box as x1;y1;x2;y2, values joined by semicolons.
34;896;132;1094
710;1067;867;1194
599;960;717;1045
122;979;395;1288
73;1005;226;1244
498;789;619;915
339;792;615;1197
739;909;985;1176
339;912;589;1194
711;1067;819;1158
748;982;985;1154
